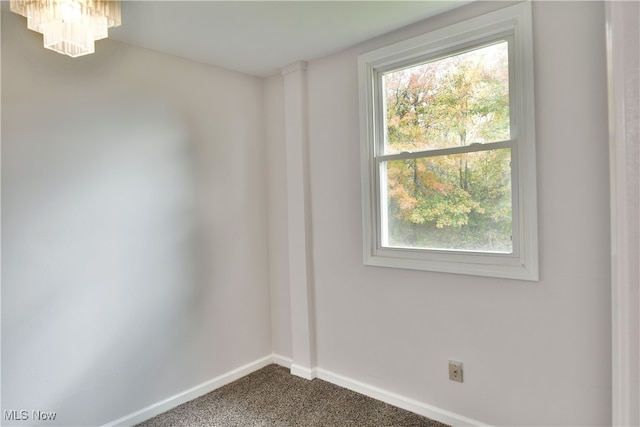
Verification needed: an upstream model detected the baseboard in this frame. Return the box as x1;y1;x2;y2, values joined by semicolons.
102;355;275;427
290;363;317;380
271;354;293;368
315;368;490;427
272;356;318;382
103;354;488;427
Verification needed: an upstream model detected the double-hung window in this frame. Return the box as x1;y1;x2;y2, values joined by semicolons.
358;2;538;280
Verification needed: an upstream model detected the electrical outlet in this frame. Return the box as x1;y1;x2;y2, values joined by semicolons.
449;360;463;382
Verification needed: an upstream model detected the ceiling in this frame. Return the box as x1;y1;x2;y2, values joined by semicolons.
104;1;472;77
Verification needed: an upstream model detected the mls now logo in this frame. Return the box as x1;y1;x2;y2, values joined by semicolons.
4;410;57;421
3;410;28;421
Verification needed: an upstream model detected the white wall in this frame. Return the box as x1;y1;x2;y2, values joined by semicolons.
1;11;271;426
268;1;610;425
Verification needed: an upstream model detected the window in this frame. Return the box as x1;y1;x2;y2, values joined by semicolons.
358;2;538;280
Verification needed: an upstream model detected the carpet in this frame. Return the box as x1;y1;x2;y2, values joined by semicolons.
136;364;450;427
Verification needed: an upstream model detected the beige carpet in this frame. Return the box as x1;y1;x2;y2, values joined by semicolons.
137;364;450;427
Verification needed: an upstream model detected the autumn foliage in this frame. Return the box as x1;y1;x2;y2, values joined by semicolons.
382;42;513;252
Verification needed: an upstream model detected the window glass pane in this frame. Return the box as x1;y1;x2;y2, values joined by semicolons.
382;41;510;154
383;148;512;252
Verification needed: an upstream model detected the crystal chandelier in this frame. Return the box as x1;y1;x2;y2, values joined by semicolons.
10;0;121;58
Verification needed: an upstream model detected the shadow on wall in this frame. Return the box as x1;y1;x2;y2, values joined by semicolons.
2;96;209;426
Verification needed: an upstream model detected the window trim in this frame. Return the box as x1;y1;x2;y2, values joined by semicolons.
358;2;538;281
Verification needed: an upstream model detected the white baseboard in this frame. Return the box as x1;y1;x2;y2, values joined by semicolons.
315;367;490;427
102;355;275;427
104;354;488;427
290;363;317;380
271;354;293;368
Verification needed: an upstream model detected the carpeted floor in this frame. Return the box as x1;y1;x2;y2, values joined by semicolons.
136;364;450;427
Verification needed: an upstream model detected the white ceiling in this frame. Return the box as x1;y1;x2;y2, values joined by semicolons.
106;1;472;77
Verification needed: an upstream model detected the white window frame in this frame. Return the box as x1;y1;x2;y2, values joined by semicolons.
358;2;538;281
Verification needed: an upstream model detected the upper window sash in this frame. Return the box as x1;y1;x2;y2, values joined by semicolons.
376;37;514;156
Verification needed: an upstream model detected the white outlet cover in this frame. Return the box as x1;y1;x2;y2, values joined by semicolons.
448;360;463;382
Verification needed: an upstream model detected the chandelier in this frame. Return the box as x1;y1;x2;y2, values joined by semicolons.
10;0;121;58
